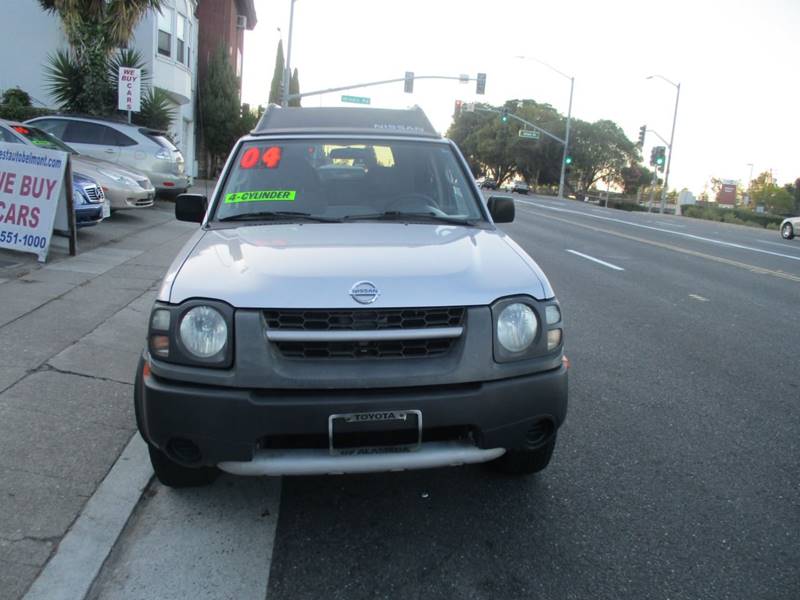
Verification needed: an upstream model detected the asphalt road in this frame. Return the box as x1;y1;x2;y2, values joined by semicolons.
89;196;800;600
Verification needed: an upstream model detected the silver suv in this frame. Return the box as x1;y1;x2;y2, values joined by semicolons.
26;115;189;194
135;106;568;487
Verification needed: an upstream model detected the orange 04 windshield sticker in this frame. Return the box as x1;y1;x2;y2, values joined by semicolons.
224;190;296;203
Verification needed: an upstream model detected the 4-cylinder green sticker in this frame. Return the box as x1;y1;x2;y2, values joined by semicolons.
224;190;296;203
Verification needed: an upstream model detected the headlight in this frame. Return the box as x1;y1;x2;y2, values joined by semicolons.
179;306;228;358
98;168;136;186
496;303;537;353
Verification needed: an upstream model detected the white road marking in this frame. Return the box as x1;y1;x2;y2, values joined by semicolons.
517;199;800;263
757;239;800;249
565;249;625;271
689;294;710;302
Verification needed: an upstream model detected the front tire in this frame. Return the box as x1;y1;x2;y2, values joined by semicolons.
490;436;556;475
781;223;794;240
148;445;219;488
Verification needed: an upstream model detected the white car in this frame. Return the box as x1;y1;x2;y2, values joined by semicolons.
780;216;799;240
135;106;568;487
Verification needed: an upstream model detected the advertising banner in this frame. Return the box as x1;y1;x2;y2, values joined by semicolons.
118;67;142;112
0;142;69;261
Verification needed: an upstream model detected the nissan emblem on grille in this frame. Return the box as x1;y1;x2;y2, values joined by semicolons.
349;281;379;304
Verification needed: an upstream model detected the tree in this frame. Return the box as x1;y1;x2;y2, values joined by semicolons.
568;119;637;194
752;183;794;215
268;41;285;105
289;68;301;107
37;0;161;115
200;45;241;176
620;164;655;195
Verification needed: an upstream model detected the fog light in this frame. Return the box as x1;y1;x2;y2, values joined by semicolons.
151;334;170;357
545;305;561;325
547;328;562;350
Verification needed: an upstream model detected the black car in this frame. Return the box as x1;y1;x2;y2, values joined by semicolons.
480;179;498;190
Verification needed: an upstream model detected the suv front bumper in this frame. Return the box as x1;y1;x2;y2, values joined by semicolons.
135;357;568;473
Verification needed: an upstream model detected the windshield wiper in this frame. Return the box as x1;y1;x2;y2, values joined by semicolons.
218;211;341;223
342;211;479;226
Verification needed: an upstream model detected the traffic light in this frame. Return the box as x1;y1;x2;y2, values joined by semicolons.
476;73;486;95
650;146;666;169
454;99;462;117
565;155;573;165
404;71;414;94
637;125;646;147
500;107;509;123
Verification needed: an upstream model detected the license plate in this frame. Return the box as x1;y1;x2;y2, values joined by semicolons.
101;201;111;218
328;410;422;455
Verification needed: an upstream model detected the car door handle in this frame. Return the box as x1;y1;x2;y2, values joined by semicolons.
104;148;116;153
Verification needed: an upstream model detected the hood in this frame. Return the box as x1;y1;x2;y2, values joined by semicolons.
72;155;153;188
165;223;554;308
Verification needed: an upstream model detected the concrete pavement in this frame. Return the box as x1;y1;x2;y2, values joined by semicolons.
0;201;197;599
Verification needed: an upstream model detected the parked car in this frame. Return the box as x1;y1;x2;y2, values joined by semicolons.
780;216;799;240
135;106;568;488
25;115;189;194
1;120;155;210
511;181;530;195
480;178;498;190
72;172;107;227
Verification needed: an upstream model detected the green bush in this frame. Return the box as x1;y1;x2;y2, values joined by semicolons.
0;104;54;121
606;199;647;212
682;204;783;229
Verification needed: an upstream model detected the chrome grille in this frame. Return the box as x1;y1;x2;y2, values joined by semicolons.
275;338;456;359
83;184;104;204
264;307;465;331
265;307;465;360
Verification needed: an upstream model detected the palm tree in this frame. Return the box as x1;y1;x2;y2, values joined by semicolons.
37;0;162;114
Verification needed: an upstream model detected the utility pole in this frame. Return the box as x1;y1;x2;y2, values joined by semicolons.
647;168;658;213
647;75;681;214
559;77;574;200
281;0;297;107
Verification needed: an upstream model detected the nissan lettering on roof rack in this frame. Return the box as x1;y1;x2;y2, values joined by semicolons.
135;104;568;487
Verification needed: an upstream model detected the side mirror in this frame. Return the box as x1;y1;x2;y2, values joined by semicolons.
175;193;207;223
487;195;515;223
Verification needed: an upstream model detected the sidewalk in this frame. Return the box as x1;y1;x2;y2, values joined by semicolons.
0;202;197;598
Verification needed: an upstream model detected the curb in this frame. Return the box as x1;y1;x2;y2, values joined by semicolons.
23;434;153;600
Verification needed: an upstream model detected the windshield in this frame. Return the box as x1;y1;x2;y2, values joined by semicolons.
12;125;77;154
213;139;485;223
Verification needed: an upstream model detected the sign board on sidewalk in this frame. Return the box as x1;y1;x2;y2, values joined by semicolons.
341;95;371;105
0;142;72;261
518;129;540;140
118;67;142;112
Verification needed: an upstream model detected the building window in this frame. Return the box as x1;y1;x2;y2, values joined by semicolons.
158;8;173;57
176;14;186;63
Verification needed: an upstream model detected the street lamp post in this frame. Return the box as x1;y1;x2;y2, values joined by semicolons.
647;74;680;214
745;162;754;206
516;56;574;199
281;0;298;107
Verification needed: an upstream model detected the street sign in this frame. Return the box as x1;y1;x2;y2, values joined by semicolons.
518;129;540;140
117;67;141;112
459;74;469;84
341;95;371;105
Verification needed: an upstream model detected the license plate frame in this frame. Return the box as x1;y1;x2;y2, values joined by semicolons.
101;201;111;218
328;409;422;456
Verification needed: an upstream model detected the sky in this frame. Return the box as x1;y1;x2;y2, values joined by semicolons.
241;0;800;195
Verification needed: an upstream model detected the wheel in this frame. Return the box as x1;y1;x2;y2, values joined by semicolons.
490;436;556;475
148;445;219;488
781;223;794;240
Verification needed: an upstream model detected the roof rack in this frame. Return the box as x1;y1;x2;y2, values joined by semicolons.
253;105;440;138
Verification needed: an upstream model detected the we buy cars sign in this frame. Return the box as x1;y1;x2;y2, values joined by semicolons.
0;142;68;261
118;66;142;112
